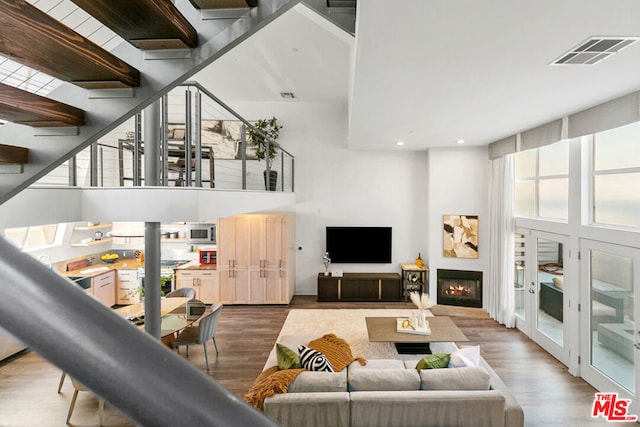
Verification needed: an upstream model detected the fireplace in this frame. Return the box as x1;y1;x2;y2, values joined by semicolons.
437;269;483;308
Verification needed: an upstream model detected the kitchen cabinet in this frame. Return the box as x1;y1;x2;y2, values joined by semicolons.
217;215;250;304
117;269;140;304
217;213;295;305
92;270;116;307
175;269;218;304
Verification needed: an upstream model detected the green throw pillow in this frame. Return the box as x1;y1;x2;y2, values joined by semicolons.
276;343;301;370
416;353;450;370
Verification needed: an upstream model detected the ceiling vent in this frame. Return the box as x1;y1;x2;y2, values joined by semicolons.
552;37;639;65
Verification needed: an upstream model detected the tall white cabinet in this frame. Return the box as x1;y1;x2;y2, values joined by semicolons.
218;213;295;305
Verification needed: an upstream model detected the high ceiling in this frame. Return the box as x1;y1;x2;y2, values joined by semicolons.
198;0;640;151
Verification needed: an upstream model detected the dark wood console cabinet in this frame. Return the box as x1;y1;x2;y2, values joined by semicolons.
317;273;402;302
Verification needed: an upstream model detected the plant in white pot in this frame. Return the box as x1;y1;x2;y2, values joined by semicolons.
247;116;282;191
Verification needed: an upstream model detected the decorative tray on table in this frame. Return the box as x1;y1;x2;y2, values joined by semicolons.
396;318;431;336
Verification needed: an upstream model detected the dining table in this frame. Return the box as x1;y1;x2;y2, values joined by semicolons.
113;297;205;343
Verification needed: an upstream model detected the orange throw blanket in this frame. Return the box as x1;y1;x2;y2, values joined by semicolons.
308;333;366;371
244;366;305;411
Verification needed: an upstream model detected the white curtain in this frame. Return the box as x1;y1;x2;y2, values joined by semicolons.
487;154;516;327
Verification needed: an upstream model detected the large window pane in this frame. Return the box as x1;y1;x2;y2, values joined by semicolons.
4;224;60;249
515;149;535;178
514;181;535;216
594;122;640;171
594;173;640;226
539;140;569;176
539;178;568;219
4;227;27;247
590;250;634;392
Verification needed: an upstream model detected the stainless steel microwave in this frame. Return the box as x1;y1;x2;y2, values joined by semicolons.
187;223;216;244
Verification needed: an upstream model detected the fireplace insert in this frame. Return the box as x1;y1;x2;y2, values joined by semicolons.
437;269;482;308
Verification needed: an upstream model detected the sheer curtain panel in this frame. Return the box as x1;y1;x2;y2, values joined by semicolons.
487;154;516;327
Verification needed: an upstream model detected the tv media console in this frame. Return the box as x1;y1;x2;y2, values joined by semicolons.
317;272;402;302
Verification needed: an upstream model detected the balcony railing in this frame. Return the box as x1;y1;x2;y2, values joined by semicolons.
35;83;294;193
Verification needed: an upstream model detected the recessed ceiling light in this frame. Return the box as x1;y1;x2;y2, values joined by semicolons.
280;92;295;99
396;141;405;146
551;36;639;65
456;139;465;144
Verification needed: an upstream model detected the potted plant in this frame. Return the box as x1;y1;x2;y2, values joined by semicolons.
247;116;282;191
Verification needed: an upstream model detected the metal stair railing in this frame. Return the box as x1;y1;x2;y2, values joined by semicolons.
34;83;296;192
0;0;303;206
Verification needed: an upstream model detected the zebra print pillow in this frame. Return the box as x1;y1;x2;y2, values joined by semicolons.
298;345;335;372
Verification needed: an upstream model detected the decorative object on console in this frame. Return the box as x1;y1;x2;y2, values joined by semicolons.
415;252;424;267
442;214;479;259
322;252;331;276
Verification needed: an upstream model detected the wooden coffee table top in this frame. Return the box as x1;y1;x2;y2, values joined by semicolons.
365;316;468;344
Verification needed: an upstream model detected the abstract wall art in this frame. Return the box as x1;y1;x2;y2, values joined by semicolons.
443;214;479;259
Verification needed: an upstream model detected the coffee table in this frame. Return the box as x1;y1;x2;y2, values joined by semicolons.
365;316;468;354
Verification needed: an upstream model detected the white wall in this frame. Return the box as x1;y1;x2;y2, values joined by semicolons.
427;147;490;304
230;101;430;294
1;100;492;301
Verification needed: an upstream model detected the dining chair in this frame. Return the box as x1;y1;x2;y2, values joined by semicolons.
165;287;196;300
66;377;103;425
171;303;222;370
57;372;67;393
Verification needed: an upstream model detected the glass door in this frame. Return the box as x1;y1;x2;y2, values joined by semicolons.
514;229;570;365
580;239;640;415
513;230;531;333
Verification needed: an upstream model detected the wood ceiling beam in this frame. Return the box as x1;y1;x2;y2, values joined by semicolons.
0;83;85;127
0;0;140;89
188;0;258;8
0;144;28;165
70;0;198;50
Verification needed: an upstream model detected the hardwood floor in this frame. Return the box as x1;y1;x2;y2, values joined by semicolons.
0;296;632;426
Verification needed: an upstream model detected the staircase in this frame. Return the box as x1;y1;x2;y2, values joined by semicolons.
0;0;355;206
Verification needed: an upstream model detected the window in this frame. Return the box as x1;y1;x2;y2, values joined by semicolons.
592;121;640;228
3;223;64;250
514;140;569;219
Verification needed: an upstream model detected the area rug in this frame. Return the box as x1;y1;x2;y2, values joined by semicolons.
275;309;458;363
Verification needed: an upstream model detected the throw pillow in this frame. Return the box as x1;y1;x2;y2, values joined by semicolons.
415;353;450;370
276;343;301;370
307;333;366;372
448;345;481;368
298;345;335;372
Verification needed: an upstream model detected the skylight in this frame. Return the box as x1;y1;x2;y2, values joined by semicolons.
0;0;124;97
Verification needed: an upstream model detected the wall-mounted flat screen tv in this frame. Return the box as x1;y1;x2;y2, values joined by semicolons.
325;226;392;263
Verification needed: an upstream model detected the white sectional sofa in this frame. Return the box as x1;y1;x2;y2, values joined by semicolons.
260;335;524;427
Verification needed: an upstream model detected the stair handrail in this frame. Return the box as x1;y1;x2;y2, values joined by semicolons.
0;236;277;426
180;81;293;158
